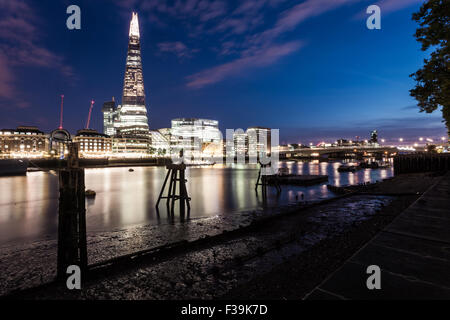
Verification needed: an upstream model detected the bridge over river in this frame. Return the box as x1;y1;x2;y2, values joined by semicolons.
279;146;399;159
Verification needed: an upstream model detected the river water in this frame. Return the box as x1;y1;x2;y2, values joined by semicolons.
0;160;393;245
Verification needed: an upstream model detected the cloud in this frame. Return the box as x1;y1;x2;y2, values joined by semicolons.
248;0;356;48
401;104;419;111
213;17;255;35
157;41;198;59
353;0;425;19
0;53;15;100
198;1;227;22
374;0;424;14
186;41;303;88
211;0;285;39
187;0;355;88
0;0;74;106
121;0;228;22
218;40;240;56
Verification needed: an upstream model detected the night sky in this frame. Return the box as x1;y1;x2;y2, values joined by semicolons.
0;0;446;144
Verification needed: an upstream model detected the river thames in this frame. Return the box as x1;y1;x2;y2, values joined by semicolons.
0;160;393;245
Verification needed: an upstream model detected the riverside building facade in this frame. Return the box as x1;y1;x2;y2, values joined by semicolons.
72;129;112;158
0;126;48;158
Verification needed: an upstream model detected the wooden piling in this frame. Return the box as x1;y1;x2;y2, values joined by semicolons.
57;143;88;279
255;163;281;197
156;163;191;215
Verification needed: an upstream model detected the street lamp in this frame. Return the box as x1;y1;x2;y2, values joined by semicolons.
419;137;424;141
399;138;404;142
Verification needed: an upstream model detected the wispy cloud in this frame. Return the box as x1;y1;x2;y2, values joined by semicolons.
186;41;303;88
117;0;228;27
0;52;15;100
249;0;355;48
353;0;425;19
187;0;356;88
211;0;272;36
157;41;198;59
374;0;424;14
401;104;419;111
0;0;73;107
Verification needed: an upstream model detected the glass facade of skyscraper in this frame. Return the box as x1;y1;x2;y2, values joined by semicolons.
170;118;222;159
247;127;271;158
102;100;118;137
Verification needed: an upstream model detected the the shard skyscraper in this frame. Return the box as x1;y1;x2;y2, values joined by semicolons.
117;12;149;138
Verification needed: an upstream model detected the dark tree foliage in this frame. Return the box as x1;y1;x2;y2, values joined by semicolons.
410;0;450;137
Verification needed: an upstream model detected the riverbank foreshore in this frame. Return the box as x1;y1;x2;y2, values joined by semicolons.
2;172;441;300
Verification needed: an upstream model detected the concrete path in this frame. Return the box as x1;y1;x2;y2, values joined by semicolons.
306;172;450;300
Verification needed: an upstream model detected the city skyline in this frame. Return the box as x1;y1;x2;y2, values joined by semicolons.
0;0;447;144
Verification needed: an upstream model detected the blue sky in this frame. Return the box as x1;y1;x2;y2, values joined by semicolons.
0;0;446;144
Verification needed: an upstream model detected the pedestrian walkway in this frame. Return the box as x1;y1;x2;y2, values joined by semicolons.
306;171;450;299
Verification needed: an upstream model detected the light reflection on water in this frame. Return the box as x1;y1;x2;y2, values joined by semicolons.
0;160;393;244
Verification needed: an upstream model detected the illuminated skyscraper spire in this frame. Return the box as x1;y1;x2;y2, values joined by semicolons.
129;12;140;38
118;12;149;138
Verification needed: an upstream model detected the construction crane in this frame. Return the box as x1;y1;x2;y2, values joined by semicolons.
59;94;64;129
85;100;95;129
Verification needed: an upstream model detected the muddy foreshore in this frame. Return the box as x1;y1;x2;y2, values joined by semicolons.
1;173;440;300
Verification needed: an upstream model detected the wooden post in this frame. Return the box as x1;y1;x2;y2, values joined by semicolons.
255;167;261;191
57;143;88;279
255;164;269;196
155;169;171;208
180;168;190;210
171;169;178;215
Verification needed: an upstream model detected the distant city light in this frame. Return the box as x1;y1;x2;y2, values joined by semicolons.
419;137;424;141
398;146;415;151
381;139;385;143
399;138;404;142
